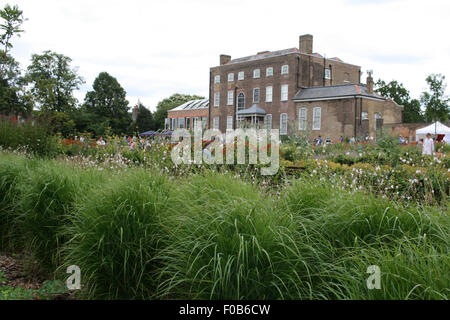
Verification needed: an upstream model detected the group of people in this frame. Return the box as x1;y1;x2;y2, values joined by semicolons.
314;135;358;146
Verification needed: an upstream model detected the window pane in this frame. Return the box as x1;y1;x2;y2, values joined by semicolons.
280;113;288;135
238;72;244;80
214;75;220;84
265;114;272;129
299;108;307;130
228;73;234;82
227;91;234;106
266;67;273;77
253;88;260;103
313;107;321;130
214;92;220;107
253;69;260;78
281;85;288;101
227;116;233;130
266;86;273;102
282;65;289;74
237;93;245;111
214;117;219;130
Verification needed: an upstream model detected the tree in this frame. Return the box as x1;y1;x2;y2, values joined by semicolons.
82;72;131;135
129;101;154;134
0;4;25;77
421;74;449;123
25;51;84;113
375;79;425;123
0;50;32;116
153;93;204;130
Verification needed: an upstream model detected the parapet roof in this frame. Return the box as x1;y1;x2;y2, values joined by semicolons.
293;84;386;101
225;49;353;66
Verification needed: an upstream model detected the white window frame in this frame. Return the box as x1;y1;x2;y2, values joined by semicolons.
375;113;382;131
253;69;260;79
238;71;245;81
281;65;289;75
266;67;273;77
214;75;221;84
281;84;289;101
227;116;233;130
280;113;288;135
266;86;273;102
312;107;322;131
361;111;369;120
214;92;220;107
213;117;220;130
299;108;307;131
237;92;245;111
324;69;331;80
228;73;234;82
227;90;234;106
253;88;260;103
265;114;272;130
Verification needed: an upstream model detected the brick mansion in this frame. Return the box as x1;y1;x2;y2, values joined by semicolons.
167;34;404;141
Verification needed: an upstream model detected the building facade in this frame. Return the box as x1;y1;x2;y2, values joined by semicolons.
166;99;209;130
208;34;404;141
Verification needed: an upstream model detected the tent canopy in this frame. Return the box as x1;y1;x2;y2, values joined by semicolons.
416;121;450;135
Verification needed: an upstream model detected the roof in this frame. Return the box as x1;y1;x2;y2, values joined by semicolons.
228;48;299;65
169;99;209;112
293;84;386;102
416;122;450;135
236;104;267;116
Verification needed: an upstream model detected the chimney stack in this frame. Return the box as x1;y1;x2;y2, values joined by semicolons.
299;34;313;54
366;70;374;94
220;54;231;66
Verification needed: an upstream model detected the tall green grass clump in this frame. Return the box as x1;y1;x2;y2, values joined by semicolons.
0;153;30;250
281;178;449;299
155;173;321;300
13;160;107;272
63;169;171;300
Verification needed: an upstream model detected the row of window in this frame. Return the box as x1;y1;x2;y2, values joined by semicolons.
169;116;207;130
212;108;323;136
214;85;289;108
214;65;289;84
298;107;322;131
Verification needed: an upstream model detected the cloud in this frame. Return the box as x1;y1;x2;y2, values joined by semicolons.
7;0;450;111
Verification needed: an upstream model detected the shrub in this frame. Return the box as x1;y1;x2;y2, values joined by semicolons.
13;161;106;272
0;118;59;157
63;169;171;299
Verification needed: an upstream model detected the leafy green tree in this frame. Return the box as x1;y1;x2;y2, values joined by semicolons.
0;4;25;77
153;93;204;130
0;50;31;116
35;110;76;137
129;101;154;134
82;72;131;135
25;51;84;113
421;74;449;123
375;79;425;123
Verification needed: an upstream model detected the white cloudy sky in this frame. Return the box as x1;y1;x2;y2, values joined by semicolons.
8;0;450;111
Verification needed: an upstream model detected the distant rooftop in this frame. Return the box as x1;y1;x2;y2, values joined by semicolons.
293;84;385;101
226;48;347;66
169;99;209;112
228;48;299;65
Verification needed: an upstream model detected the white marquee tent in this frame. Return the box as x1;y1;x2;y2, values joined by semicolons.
416;121;450;143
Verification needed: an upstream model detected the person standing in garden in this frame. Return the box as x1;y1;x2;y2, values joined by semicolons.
422;133;434;156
